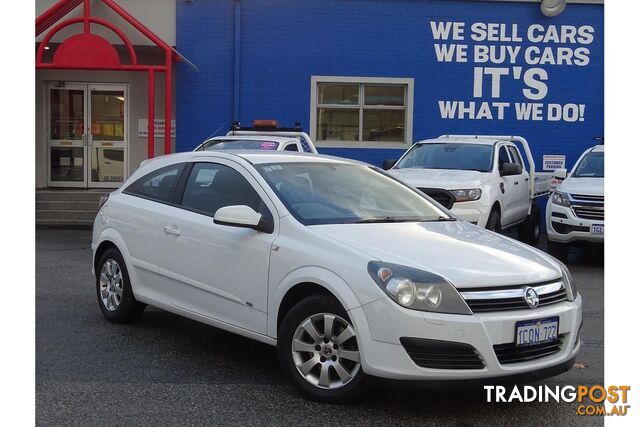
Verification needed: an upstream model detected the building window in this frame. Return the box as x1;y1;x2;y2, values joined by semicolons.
311;76;413;146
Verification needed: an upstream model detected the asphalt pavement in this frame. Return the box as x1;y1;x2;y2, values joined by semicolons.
36;228;604;426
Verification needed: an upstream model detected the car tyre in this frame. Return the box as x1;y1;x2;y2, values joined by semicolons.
96;247;145;323
547;238;569;261
277;294;367;403
517;202;541;244
486;208;501;232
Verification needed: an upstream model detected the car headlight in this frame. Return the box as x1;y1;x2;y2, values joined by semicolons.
368;261;472;315
551;191;571;207
560;263;578;301
451;188;482;202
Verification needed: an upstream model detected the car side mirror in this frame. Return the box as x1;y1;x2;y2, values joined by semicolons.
500;162;522;177
382;159;397;170
214;205;263;230
553;168;567;179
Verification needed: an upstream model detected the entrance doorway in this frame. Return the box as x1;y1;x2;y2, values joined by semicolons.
47;82;128;188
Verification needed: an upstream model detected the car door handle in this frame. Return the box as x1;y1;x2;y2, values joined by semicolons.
163;225;181;236
514;181;519;185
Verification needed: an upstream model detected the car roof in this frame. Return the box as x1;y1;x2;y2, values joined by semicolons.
417;137;498;146
205;135;298;143
590;145;605;153
162;150;362;166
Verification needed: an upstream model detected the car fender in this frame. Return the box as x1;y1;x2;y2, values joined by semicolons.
92;227;141;295
267;265;368;339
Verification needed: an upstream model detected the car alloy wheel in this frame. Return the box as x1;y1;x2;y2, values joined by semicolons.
99;258;124;311
291;313;361;389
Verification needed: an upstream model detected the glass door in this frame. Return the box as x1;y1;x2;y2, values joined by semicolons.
47;83;88;187
88;84;127;188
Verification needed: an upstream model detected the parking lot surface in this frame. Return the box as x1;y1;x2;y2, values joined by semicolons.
36;228;603;425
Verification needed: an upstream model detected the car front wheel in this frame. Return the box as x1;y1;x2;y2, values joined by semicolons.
277;294;367;403
96;247;145;323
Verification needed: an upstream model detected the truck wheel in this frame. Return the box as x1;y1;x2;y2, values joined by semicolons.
486;208;501;232
277;294;367;403
518;203;541;245
547;239;569;261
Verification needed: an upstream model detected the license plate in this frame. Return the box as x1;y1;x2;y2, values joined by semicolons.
515;317;559;347
591;224;604;235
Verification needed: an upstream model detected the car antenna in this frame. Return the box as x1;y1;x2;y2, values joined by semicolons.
205;125;225;140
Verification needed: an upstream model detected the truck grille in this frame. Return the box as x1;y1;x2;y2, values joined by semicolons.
417;188;455;209
570;194;604;221
400;337;484;370
460;281;568;313
493;334;566;365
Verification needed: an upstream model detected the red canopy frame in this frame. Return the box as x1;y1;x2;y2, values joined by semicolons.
36;0;182;158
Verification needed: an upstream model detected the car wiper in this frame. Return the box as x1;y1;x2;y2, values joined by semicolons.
351;217;419;224
424;216;457;222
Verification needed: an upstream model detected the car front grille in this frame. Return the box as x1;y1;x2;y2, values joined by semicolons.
493;334;566;365
570;194;604;221
417;188;455;209
460;281;568;313
400;337;485;370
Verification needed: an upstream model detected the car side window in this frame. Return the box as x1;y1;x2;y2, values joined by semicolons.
284;143;299;152
180;162;263;216
124;163;184;203
507;146;523;168
497;146;511;170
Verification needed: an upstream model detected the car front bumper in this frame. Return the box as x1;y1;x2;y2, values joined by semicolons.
450;200;490;228
545;199;604;244
349;293;582;381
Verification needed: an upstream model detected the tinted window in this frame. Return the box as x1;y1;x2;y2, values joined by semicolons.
284;144;299;152
498;146;511;169
395;143;494;172
574;152;604;178
180;163;262;216
507;146;523;168
124;163;184;203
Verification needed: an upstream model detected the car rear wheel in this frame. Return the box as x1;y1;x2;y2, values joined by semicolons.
277;294;367;403
96;247;145;323
518;202;541;244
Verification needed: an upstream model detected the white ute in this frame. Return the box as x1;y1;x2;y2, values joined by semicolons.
194;120;318;154
546;145;604;260
386;135;551;244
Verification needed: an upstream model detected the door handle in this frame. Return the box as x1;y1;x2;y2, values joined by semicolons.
163;225;181;236
514;181;519;185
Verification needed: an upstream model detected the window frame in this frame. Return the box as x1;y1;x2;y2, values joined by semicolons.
310;76;414;148
122;162;187;205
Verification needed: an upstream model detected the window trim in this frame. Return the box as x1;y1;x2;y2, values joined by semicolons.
310;76;414;149
122;162;187;206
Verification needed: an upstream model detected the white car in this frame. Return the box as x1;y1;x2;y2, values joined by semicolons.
546;145;604;260
92;151;582;402
194;120;318;154
386;135;552;244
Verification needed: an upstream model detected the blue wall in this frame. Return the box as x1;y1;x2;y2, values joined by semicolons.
176;0;603;170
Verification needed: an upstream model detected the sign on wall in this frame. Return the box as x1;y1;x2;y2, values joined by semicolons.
430;21;595;123
543;154;566;171
137;119;176;138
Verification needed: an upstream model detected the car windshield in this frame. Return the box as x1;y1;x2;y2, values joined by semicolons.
256;162;451;225
573;152;604;178
199;139;280;151
395;143;494;172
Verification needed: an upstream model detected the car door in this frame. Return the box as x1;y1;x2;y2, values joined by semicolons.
506;145;531;221
154;159;278;334
497;144;519;225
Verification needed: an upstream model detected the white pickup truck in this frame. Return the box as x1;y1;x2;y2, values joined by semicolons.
545;144;604;260
385;135;552;244
194;120;318;154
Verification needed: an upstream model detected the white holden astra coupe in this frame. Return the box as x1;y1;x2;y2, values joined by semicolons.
92;151;582;402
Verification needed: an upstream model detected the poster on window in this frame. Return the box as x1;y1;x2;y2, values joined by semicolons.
138;119;176;138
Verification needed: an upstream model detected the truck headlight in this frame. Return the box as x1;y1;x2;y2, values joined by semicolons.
561;263;578;301
551;191;571;207
451;188;482;202
368;262;472;315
